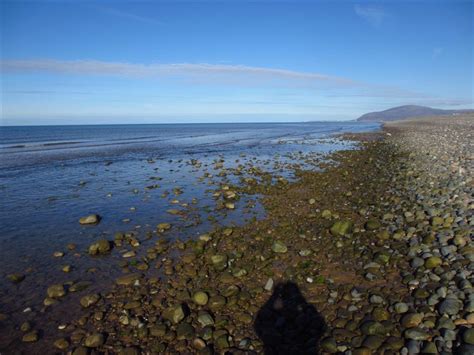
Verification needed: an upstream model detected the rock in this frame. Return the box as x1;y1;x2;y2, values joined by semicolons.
88;239;111;255
192;338;207;350
365;219;381;230
115;273;140;286
70;281;92;292
264;278;274;291
176;323;195;340
47;284;66;298
272;240;287;253
463;328;474;345
299;249;312;256
79;214;100;225
401;313;423;328
197;312;214;327
360;321;385;336
421;342;438;354
54;338;70;350
425;256;442;269
157;223;171;231
394;302;409;314
431;216;444;226
330;220;353;236
80;294;100;308
22;330;39;342
84;333;104;347
211;254;228;270
72;347;89;355
439;297;462;316
193;291;209;306
362;335;384;349
7;273;25;283
163;304;186;324
20;321;31;332
320;337;338;353
321;209;332;219
404;327;430;340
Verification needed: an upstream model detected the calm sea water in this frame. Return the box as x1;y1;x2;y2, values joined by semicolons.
0;122;378;324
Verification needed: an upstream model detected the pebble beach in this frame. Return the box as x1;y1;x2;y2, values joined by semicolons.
1;116;473;354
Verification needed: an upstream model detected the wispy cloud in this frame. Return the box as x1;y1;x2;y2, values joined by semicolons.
1;59;358;88
354;4;386;27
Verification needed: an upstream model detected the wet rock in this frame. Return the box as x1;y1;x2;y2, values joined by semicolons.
47;284;66;298
157;223;171;232
115;273;140;286
79;214;100;225
54;338;70;350
7;273;25;284
80;294;100;308
70;281;92;292
88;239;111;255
22;330;39;342
20;321;31;332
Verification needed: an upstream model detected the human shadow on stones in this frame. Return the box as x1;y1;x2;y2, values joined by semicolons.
254;281;327;354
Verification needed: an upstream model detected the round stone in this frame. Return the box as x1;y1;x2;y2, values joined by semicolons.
401;313;423;328
425;256;442;269
193;291;209;306
394;302;409;314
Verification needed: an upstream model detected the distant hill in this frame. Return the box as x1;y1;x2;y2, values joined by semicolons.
356;105;474;122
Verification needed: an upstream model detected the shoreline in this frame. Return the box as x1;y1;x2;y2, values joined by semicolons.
1;116;473;354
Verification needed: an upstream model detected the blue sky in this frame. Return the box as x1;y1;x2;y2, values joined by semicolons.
1;0;473;125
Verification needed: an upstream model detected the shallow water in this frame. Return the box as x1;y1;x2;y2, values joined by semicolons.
0;121;378;350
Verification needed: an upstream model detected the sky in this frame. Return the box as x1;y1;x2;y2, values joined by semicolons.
0;0;473;125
